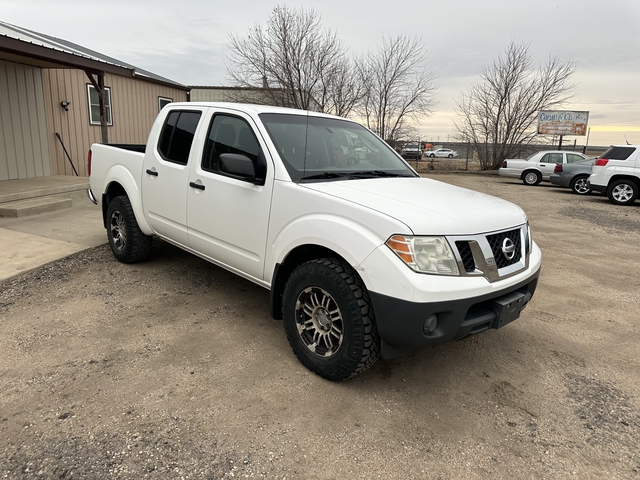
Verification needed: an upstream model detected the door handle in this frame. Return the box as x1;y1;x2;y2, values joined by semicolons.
189;181;205;191
146;169;158;176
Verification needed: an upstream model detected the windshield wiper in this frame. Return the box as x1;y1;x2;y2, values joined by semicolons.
300;172;350;181
347;170;405;178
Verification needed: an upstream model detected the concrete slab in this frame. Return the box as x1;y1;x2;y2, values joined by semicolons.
0;196;107;281
0;197;73;218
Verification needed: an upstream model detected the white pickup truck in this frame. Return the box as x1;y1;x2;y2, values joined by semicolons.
88;102;541;381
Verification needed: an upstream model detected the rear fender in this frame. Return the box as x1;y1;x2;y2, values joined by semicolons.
103;164;153;235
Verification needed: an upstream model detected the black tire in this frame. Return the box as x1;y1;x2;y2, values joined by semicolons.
607;179;639;205
282;258;380;381
106;195;152;263
448;154;453;158
429;153;435;158
522;170;542;186
570;175;591;195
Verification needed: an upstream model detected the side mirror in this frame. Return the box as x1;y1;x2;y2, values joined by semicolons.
219;153;263;185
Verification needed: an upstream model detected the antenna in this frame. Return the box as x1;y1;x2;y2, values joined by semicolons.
624;135;630;145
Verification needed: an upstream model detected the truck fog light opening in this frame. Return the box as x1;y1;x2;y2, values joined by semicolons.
423;314;438;334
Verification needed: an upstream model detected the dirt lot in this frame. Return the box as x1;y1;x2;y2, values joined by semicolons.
1;174;639;479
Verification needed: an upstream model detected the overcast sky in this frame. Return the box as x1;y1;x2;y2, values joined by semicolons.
2;0;639;146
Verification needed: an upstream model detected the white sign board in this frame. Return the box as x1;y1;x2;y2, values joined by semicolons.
537;111;589;136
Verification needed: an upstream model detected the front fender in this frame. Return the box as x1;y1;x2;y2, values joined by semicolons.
267;213;389;285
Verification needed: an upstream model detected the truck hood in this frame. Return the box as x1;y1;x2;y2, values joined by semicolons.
303;177;526;235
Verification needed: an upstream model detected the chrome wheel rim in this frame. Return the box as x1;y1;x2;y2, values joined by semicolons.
613;184;633;202
109;211;126;251
525;172;538;184
574;178;590;194
295;286;344;357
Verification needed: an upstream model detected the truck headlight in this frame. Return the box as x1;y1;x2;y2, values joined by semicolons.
386;235;460;275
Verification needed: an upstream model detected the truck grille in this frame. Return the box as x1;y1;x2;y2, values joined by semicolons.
486;229;522;269
448;225;528;283
455;241;476;273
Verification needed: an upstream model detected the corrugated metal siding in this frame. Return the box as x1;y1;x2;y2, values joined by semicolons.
0;60;51;181
43;69;188;177
190;88;231;102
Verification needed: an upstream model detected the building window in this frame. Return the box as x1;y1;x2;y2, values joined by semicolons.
159;96;172;111
87;84;113;126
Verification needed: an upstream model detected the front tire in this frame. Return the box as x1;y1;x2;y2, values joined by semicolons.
570;175;591;195
429;153;435;158
522;170;542;186
282;258;380;381
607;179;639;205
106;196;152;263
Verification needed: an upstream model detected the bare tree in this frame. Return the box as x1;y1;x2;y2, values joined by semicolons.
454;42;576;170
357;35;437;143
227;5;361;115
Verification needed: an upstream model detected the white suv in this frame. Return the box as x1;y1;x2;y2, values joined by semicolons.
588;145;640;205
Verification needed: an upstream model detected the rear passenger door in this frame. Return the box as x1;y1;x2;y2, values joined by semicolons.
141;108;204;246
538;152;563;178
186;109;274;282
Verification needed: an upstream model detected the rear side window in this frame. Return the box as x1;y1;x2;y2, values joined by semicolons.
158;110;202;165
599;146;635;160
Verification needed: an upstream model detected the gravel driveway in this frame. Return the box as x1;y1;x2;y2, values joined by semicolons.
1;173;639;479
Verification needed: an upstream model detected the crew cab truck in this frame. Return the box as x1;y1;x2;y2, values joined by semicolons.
88;102;541;381
588;145;640;205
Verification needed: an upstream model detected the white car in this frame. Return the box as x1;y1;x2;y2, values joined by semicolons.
588;145;640;205
426;148;458;158
499;150;588;185
400;143;422;160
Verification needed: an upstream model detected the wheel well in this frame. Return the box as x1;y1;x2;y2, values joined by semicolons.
608;175;640;189
101;182;128;229
520;169;540;179
269;244;349;320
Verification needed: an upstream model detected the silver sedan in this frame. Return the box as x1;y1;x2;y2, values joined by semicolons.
549;158;596;195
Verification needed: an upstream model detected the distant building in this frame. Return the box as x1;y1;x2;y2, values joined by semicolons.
0;21;189;180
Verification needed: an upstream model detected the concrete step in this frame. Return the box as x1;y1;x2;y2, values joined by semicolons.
0;197;73;218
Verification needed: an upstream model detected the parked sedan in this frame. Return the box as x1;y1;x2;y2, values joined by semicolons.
549;158;596;195
499;150;588;185
426;148;458;158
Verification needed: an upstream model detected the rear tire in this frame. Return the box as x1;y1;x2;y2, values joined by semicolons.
106;195;152;263
282;258;380;381
570;175;591;195
607;179;638;205
522;170;542;186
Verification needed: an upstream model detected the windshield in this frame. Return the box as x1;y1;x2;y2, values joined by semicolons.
260;113;417;182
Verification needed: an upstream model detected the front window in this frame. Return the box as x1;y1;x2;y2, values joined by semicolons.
87;85;112;126
567;153;586;163
260;113;417;182
541;153;563;163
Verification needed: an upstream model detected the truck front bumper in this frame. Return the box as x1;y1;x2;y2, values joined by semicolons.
369;266;540;358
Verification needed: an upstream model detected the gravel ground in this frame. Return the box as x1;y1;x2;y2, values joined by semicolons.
1;173;639;479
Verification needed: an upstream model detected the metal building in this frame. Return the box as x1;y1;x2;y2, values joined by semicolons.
0;21;189;180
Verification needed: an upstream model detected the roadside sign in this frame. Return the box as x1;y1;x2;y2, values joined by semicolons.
537;111;589;136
